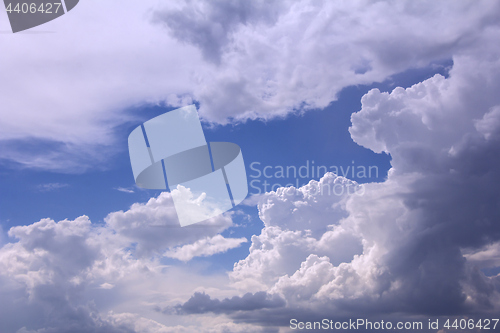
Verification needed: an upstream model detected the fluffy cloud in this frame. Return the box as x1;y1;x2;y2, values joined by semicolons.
231;174;363;291
0;191;247;333
157;0;500;123
0;216;126;333
104;191;233;256
3;0;500;170
465;242;500;270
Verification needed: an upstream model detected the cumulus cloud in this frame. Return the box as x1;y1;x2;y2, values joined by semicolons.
3;0;500;170
104;191;233;256
257;174;361;236
336;52;500;317
157;0;500;124
0;191;245;332
0;216;129;333
231;174;363;291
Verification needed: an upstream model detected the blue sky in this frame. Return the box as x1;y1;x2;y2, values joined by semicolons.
1;1;500;333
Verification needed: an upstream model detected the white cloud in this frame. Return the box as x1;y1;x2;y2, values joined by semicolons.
475;106;500;141
231;226;316;292
257;173;361;236
164;235;247;262
115;187;135;194
99;283;115;290
230;174;363;292
158;0;500;124
104;191;233;256
170;185;231;227
2;0;500;170
0;191;246;332
271;254;336;303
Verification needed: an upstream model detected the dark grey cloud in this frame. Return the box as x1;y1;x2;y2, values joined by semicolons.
346;63;500;316
169;291;285;315
387;135;500;314
153;0;288;64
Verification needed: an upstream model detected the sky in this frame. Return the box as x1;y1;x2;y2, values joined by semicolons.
1;1;500;332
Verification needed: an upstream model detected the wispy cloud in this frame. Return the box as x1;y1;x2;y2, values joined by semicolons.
164;235;247;262
115;187;135;193
36;182;69;192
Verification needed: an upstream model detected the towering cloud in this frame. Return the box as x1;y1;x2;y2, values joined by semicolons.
172;25;500;328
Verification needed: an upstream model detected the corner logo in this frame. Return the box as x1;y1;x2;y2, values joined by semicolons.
4;0;79;33
128;105;249;227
